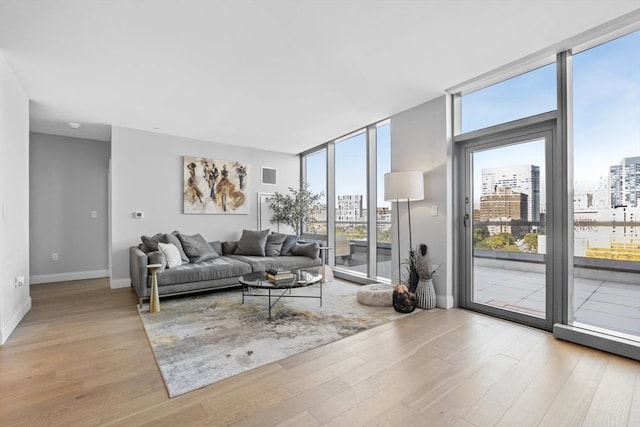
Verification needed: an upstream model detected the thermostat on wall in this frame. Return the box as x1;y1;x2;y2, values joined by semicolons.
134;211;144;219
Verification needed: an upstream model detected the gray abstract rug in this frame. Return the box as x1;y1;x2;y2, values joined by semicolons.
138;280;412;397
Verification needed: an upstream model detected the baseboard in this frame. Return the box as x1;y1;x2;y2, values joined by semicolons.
30;270;109;284
0;296;32;345
110;278;131;289
437;294;454;309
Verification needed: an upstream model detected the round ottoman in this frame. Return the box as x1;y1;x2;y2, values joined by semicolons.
357;283;394;307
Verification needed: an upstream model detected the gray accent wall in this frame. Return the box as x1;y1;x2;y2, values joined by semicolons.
0;53;30;344
29;133;111;282
110;126;300;288
391;95;454;308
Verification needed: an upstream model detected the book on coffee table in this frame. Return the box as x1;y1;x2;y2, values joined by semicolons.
265;268;294;282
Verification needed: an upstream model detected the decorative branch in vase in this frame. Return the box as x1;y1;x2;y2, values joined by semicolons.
406;243;437;309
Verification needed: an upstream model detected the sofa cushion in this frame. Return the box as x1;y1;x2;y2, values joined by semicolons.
291;242;320;259
158;242;183;268
178;233;220;263
156;256;252;287
265;232;287;256
222;240;238;255
234;229;270;256
229;254;322;272
280;234;298;255
163;231;189;264
141;233;164;252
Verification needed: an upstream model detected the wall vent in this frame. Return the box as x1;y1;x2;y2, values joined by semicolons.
262;167;277;185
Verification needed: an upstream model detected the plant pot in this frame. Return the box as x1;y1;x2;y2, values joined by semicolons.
415;279;436;309
393;290;416;313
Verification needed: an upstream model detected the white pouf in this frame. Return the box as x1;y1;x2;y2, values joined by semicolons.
357;283;394;307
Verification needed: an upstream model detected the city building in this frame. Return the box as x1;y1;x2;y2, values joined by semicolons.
481;164;540;221
609;156;640;208
479;186;529;237
336;194;364;222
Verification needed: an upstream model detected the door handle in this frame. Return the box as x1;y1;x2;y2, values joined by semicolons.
463;213;469;227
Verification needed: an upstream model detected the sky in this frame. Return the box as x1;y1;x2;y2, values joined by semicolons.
304;30;639;209
463;30;640;192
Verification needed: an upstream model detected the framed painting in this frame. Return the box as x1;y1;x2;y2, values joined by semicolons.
183;156;249;214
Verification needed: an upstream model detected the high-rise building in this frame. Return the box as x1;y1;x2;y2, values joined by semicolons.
481;164;540;221
609;156;640;208
336;195;363;221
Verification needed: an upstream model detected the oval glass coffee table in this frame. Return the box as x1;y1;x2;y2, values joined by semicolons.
239;270;323;319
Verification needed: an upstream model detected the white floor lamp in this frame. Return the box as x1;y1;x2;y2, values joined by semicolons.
384;171;424;284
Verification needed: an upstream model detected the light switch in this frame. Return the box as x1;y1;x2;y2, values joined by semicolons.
91;210;98;219
431;205;438;216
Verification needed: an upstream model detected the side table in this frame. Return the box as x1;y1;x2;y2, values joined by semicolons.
318;246;333;283
147;263;163;313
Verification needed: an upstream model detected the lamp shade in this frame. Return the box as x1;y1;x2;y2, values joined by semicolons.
384;171;424;201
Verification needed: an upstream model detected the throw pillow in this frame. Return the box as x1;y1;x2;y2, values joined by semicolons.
158;242;182;268
141;233;164;252
234;229;270;256
291;242;320;259
280;234;298;256
147;251;167;272
265;232;287;257
177;233;220;263
209;241;223;256
222;241;238;255
163;232;189;264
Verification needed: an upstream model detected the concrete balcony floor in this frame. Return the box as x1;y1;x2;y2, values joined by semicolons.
337;252;639;338
473;264;640;337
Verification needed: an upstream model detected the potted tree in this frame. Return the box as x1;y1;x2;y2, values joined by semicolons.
268;181;323;238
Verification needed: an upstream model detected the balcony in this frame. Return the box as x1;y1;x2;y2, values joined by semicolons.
303;228;639;338
473;251;640;337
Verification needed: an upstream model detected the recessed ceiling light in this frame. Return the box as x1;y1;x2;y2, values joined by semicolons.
67;122;82;129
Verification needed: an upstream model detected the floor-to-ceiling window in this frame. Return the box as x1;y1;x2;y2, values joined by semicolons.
454;26;639;357
335;130;369;276
302;149;327;239
571;30;640;338
300;119;390;283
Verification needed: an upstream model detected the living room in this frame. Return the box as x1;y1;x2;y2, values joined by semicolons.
1;1;639;425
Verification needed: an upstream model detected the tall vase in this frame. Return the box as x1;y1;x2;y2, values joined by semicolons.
415;278;436;309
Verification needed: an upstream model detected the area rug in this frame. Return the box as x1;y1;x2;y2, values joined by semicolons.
138;280;413;397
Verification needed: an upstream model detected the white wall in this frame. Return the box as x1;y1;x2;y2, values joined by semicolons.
0;53;30;344
110;126;300;288
29;133;110;283
391;95;454;308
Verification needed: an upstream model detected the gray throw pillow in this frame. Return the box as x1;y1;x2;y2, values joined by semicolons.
177;233;220;263
234;229;270;256
147;251;166;273
163;232;189;263
209;241;223;256
291;242;320;259
280;234;298;256
265;233;287;256
222;241;238;255
141;233;164;252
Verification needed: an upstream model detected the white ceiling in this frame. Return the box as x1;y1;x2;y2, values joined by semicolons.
0;1;638;154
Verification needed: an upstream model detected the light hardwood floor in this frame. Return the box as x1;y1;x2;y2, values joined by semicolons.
0;278;638;426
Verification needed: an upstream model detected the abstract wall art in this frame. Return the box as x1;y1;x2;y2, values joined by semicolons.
183;156;249;214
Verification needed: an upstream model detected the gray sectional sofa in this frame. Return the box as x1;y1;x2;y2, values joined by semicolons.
130;229;322;305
